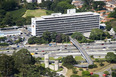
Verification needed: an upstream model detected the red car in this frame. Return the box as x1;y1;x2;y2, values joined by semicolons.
42;50;44;52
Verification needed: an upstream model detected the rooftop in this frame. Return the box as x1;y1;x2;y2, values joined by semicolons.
33;12;99;21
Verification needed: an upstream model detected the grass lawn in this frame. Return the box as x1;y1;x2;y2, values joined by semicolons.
66;69;73;77
75;56;84;61
41;57;62;60
88;62;110;73
23;9;46;17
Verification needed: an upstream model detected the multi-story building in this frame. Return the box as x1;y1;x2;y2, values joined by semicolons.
31;9;100;36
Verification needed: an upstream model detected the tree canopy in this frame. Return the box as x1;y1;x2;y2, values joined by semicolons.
12;49;35;69
62;55;77;69
105;52;116;63
0;54;16;76
89;28;110;40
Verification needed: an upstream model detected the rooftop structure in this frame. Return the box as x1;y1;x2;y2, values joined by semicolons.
31;9;100;36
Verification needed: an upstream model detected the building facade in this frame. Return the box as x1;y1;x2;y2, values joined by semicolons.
31;9;100;36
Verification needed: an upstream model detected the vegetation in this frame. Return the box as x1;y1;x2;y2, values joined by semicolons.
82;71;90;77
23;9;46;17
105;22;112;31
88;64;98;69
92;1;105;11
109;8;116;18
71;32;94;43
0;49;63;77
28;31;69;44
0;43;9;46
62;55;77;69
105;52;116;63
70;74;80;77
39;0;74;13
89;28;111;40
81;0;105;11
104;71;109;75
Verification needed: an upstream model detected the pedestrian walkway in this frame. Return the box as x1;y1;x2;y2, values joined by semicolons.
69;36;93;65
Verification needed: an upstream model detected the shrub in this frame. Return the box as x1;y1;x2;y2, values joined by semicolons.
71;74;80;77
72;68;78;74
88;64;97;69
104;71;109;75
99;62;104;66
79;68;83;71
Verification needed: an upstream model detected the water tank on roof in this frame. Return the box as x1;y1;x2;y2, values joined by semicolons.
67;9;76;14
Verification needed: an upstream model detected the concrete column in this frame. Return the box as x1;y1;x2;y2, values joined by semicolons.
55;60;59;71
44;54;49;68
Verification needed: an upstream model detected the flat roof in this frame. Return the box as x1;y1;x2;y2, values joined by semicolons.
33;12;99;21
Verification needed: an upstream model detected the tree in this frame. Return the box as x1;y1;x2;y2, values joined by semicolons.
112;72;116;77
12;49;35;69
91;74;99;77
62;55;77;69
71;32;87;43
105;22;112;31
42;31;51;43
105;52;116;63
71;32;84;41
70;74;80;77
0;54;16;76
1;0;18;11
113;27;116;33
104;71;109;75
56;1;74;13
92;1;105;11
15;17;25;26
51;32;57;42
2;13;14;26
108;8;116;18
89;28;108;40
82;71;90;76
56;34;62;43
25;3;37;10
28;36;36;44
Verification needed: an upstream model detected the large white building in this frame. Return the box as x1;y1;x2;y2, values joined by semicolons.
31;9;100;36
26;0;42;3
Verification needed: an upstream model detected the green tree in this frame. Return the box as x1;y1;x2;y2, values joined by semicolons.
28;36;36;44
71;32;84;41
105;22;112;31
12;49;35;69
42;31;51;43
1;0;18;11
2;13;14;26
56;1;74;13
89;28;108;40
105;52;116;63
104;71;109;75
70;74;80;77
108;8;116;18
92;1;105;11
113;27;116;33
25;3;37;10
62;55;77;69
0;54;16;76
91;74;99;77
56;34;62;43
71;32;87;43
82;71;90;76
112;72;116;77
51;32;57;42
